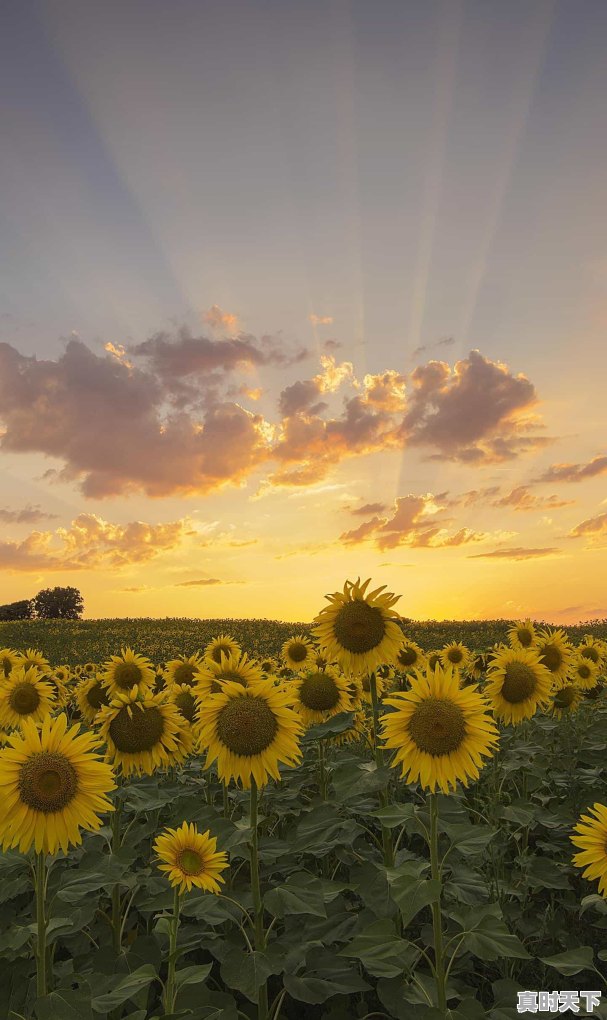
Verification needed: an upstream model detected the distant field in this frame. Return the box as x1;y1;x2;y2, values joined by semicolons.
1;615;606;665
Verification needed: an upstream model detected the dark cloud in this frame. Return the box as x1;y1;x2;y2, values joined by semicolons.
175;577;223;586
535;455;607;484
492;486;574;512
339;494;486;550
349;502;388;516
0;504;58;524
278;378;326;417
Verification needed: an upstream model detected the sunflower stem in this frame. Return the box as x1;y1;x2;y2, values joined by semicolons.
428;793;447;1016
249;778;268;1020
34;852;48;997
110;786;123;953
163;884;182;1013
318;739;327;801
369;671;394;868
222;781;230;818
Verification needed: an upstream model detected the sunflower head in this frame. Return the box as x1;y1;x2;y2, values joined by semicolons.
169;683;201;724
571;803;607;897
571;655;600;691
396;641;426;672
0;649;20;678
281;635;314;672
427;651;442;671
154;821;229;894
485;647;552;724
313;577;403;675
97;688;183;776
507;619;537;650
100;647;155;698
163;653;205;688
440;642;470;671
204;634;241;665
535;628;574;683
293;666;353;725
578;637;605;668
76;676;111;723
0;713;115;854
0;666;56;730
197;678;303;789
550;682;582;719
382;664;498;794
195;651;264;698
18;648;50;673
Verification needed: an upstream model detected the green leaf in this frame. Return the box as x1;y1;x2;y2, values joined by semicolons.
539;946;595;976
456;905;530;961
35;987;93;1020
295;804;363;853
580;894;607;917
264;872;327;918
524;856;570;890
386;862;440;927
443;822;495;855
283;967;370;1005
303;712;355;741
91;964;158;1012
176;964;213;992
219;949;280;1003
367;803;416;829
339;919;419;978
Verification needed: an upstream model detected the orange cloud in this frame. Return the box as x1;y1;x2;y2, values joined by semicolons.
492;486;574;512
468;546;560;560
0;514;191;572
202;304;240;333
0;505;58;524
309;313;334;326
569;511;607;539
536;454;607;484
339;494;487;550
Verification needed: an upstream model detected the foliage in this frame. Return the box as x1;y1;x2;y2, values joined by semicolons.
0;598;34;621
31;586;84;620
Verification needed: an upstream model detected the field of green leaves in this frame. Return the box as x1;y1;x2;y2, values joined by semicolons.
1;597;607;1020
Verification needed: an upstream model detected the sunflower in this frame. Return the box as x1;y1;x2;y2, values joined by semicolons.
97;689;183;776
259;656;277;675
571;803;607;896
197;678;303;789
549;682;583;719
0;649;20;678
195;651;264;698
42;672;68;707
154;821;229;894
570;656;600;691
0;713;115;854
578;637;606;669
204;634;241;666
83;662;97;677
395;640;427;673
17;648;50;672
382;664;498;794
440;642;470;672
164;653;205;689
507;619;537;650
485;647;552;724
0;667;56;730
281;635;314;672
100;648;156;698
535;628;574;686
360;670;389;704
427;651;442;671
467;652;487;681
583;678;604;701
75;676;111;724
168;683;201;725
313;577;403;675
292;666;353;726
329;710;368;748
53;665;72;685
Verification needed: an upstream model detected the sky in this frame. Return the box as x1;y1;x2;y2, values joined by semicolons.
1;0;606;624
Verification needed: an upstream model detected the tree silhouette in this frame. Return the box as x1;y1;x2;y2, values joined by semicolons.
32;586;84;620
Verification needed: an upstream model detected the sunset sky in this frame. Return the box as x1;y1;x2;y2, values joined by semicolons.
1;0;606;623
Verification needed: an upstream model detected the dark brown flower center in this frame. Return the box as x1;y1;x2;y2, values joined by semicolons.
19;752;78;812
517;628;533;647
173;662;197;686
175;690;197;722
333;600;386;654
87;681;109;709
112;662;143;690
501;662;538;703
9;681;41;715
2;656;13;677
580;646;599;664
211;644;233;664
398;647;418;667
446;647;464;664
299;672;340;711
408;698;466;756
554;686;576;709
216;696;278;756
287;642;308;663
109;705;165;752
428;653;441;670
577;663;592;680
539;643;563;673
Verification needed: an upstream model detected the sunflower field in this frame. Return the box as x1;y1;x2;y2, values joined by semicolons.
1;580;607;1020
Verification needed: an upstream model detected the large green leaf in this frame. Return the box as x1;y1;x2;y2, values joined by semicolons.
90;964;158;1012
539;946;595;976
35;987;93;1020
264;871;327;918
219;948;281;1003
339;919;419;977
455;905;530;961
303;712;355;741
